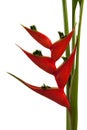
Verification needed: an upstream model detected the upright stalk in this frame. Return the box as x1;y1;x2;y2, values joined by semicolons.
62;0;70;55
62;0;84;130
70;1;84;130
72;1;76;50
76;1;84;72
62;1;71;130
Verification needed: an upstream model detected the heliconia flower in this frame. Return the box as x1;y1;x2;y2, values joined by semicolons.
53;45;76;89
8;25;77;110
21;25;74;61
17;45;56;74
50;29;74;61
7;72;70;109
21;24;52;49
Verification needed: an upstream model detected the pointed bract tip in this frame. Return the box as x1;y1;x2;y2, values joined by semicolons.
20;24;25;28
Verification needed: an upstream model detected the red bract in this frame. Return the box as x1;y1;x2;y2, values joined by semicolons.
21;25;74;61
50;29;74;61
7;72;70;109
21;25;52;49
17;45;56;74
53;45;76;89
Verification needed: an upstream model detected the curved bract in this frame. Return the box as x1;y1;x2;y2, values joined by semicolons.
17;45;56;74
54;45;76;89
21;25;52;49
51;29;74;61
7;72;70;110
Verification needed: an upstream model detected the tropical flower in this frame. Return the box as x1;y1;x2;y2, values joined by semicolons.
8;25;76;109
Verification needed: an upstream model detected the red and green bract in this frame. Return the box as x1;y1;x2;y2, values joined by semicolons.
9;25;76;110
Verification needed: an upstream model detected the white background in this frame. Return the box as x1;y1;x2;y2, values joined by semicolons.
0;0;87;130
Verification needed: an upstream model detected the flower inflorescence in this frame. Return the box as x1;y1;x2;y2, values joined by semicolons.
8;25;76;110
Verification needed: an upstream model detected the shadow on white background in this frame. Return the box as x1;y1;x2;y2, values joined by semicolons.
0;0;87;130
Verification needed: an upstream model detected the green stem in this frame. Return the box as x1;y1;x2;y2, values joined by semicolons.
70;1;84;130
62;1;84;130
62;1;71;130
62;0;70;57
76;1;84;70
72;1;76;50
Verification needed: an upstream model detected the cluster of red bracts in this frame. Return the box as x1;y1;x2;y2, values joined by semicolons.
9;25;76;110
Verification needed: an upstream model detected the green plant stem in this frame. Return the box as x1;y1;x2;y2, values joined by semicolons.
62;0;84;130
72;1;76;50
76;1;84;72
62;0;69;93
71;1;76;81
70;1;84;130
62;1;71;130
